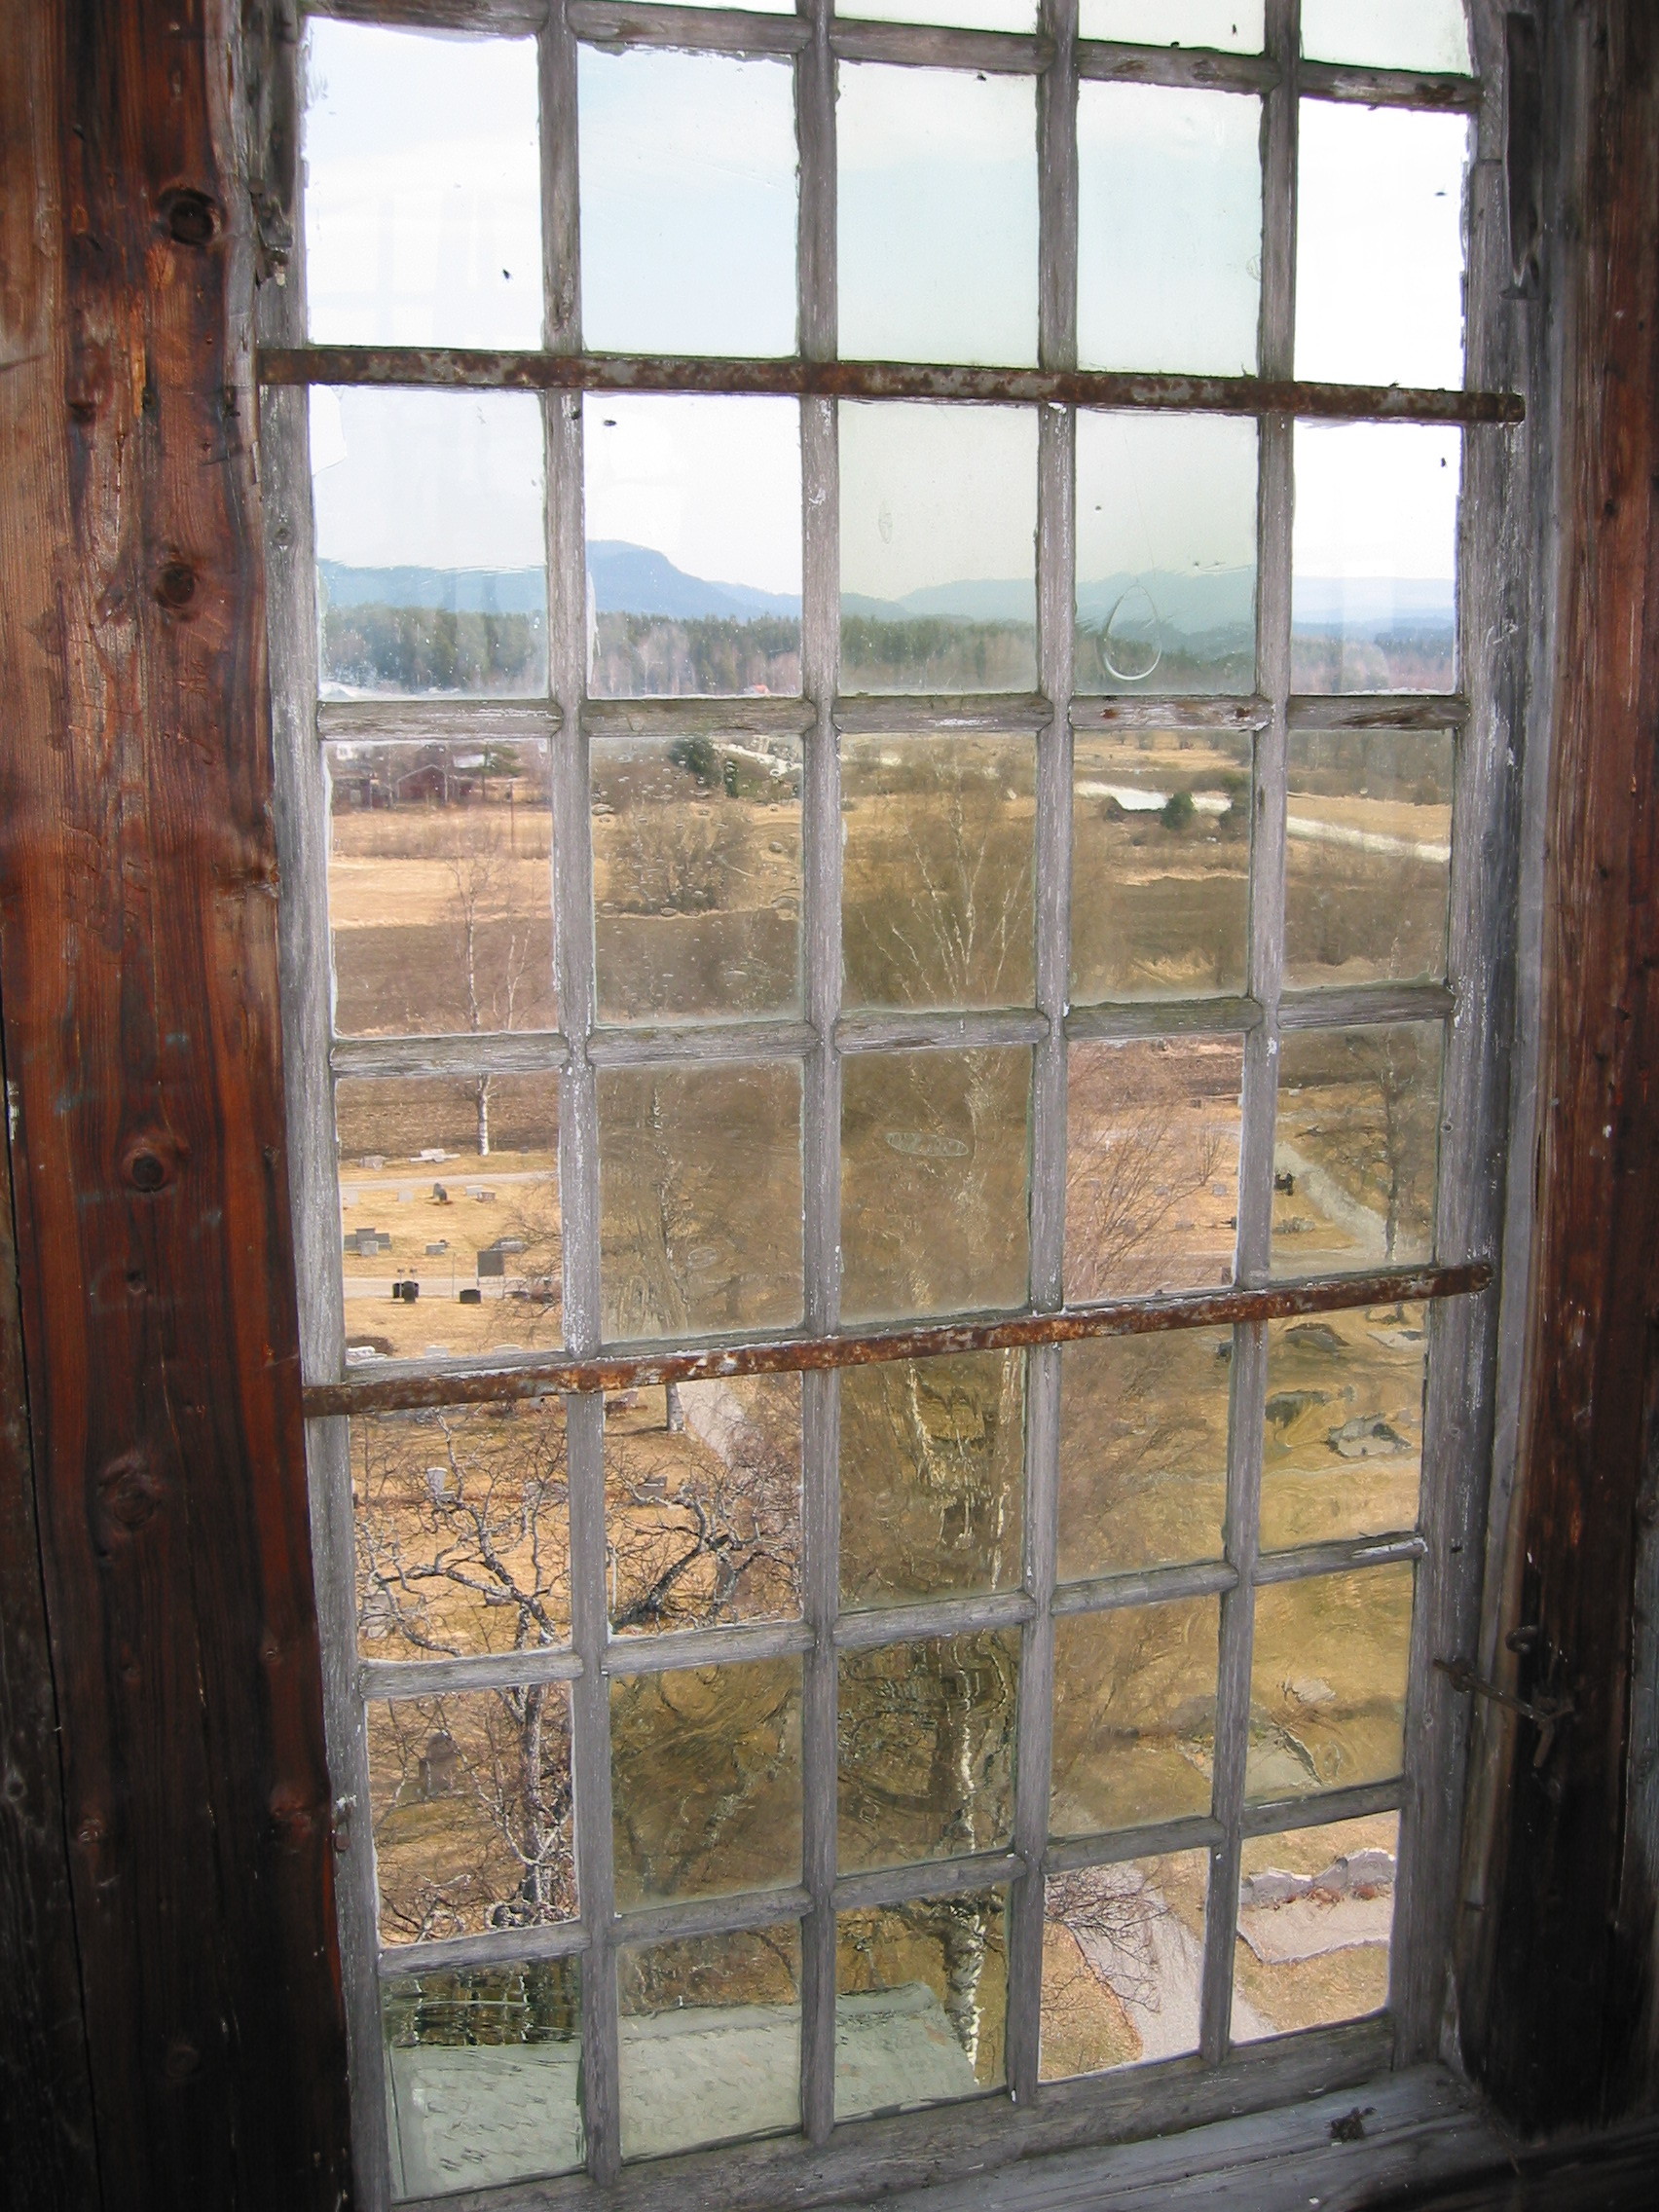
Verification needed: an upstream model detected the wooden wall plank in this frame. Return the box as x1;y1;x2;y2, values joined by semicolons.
1456;0;1659;2131
0;1;351;2201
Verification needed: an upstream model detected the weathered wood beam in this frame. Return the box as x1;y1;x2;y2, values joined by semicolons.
0;1;350;2200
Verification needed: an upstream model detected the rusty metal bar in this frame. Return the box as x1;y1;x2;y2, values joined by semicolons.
258;345;1524;425
302;1260;1490;1417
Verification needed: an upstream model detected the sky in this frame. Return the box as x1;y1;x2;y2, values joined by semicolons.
303;14;1473;594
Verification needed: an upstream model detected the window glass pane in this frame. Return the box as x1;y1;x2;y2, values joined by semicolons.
584;395;801;700
1293;423;1460;695
369;1688;575;1944
385;1955;583;2195
1296;103;1467;390
598;1062;803;1341
1081;0;1264;49
303;22;541;350
842;736;1036;1012
1066;1039;1241;1303
1078;84;1261;377
1246;1566;1414;1800
1071;729;1252;1004
327;741;554;1039
1262;1308;1426;1554
1283;729;1453;989
835;1890;1008;2120
840;1352;1025;1607
838;1631;1019;1871
1057;1331;1231;1583
1271;1022;1442;1277
605;1374;802;1634
617;1926;801;2160
1232;1813;1399;2043
592;731;803;1023
313;388;547;699
1302;0;1470;73
841;1048;1032;1325
610;1659;803;1907
354;1403;571;1661
1050;1599;1220;1839
336;1076;561;1361
841;402;1038;693
837;65;1038;366
578;48;797;357
1040;1849;1209;2079
1075;412;1257;695
840;0;1033;24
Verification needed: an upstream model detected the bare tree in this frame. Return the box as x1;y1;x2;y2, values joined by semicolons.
447;830;535;1158
1290;1028;1438;1262
1065;1045;1232;1301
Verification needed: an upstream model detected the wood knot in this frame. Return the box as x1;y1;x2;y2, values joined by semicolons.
164;2035;201;2084
122;1130;184;1192
154;561;198;613
159;188;217;247
96;1451;166;1540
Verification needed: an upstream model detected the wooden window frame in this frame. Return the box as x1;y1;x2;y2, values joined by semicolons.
256;1;1529;2204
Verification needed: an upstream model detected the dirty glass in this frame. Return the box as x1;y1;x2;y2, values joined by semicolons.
1050;1599;1221;1838
1056;1329;1233;1582
1283;729;1454;989
1040;1850;1210;2079
1302;0;1470;73
1271;1022;1443;1278
1245;1567;1415;1801
591;731;803;1023
842;736;1036;1012
335;1076;561;1361
838;1632;1020;1872
1261;1308;1427;1552
1081;0;1263;49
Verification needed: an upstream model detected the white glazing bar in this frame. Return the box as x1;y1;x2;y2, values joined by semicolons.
1199;0;1299;2070
1006;0;1078;2110
257;33;393;2198
797;0;841;2147
542;7;621;2184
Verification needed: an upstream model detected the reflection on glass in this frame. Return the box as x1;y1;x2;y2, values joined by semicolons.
328;741;554;1038
1271;1023;1442;1277
1297;103;1467;391
1247;1566;1414;1800
1262;1309;1426;1553
840;1353;1025;1607
1082;0;1263;49
1071;729;1252;1002
841;403;1039;693
1293;423;1460;694
840;1049;1031;1325
838;1631;1019;1872
592;733;802;1023
1050;1599;1220;1838
353;1402;571;1661
313;387;547;698
1066;1039;1241;1302
605;1374;801;1634
838;65;1038;367
1078;84;1261;377
584;396;802;700
384;1955;583;2196
1057;1330;1232;1582
578;47;797;357
1040;1850;1209;2079
842;737;1036;1011
336;1076;561;1360
617;1926;801;2160
1302;0;1470;72
368;1688;575;1944
597;1062;802;1341
1232;1813;1399;2044
1283;729;1453;988
1075;413;1258;694
836;1890;1008;2119
610;1659;802;1907
303;21;541;350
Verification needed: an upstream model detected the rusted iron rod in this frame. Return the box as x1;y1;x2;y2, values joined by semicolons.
257;346;1525;426
304;1259;1492;1419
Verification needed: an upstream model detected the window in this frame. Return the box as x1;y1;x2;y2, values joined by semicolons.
259;1;1509;2202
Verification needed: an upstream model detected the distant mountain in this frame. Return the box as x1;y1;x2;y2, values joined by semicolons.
1076;568;1255;639
319;562;546;615
1292;576;1455;631
587;541;799;622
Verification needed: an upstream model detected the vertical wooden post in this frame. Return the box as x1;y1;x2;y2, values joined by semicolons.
0;1;351;2201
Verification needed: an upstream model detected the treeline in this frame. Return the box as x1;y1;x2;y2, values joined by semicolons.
322;604;546;694
840;615;1036;693
589;613;801;699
